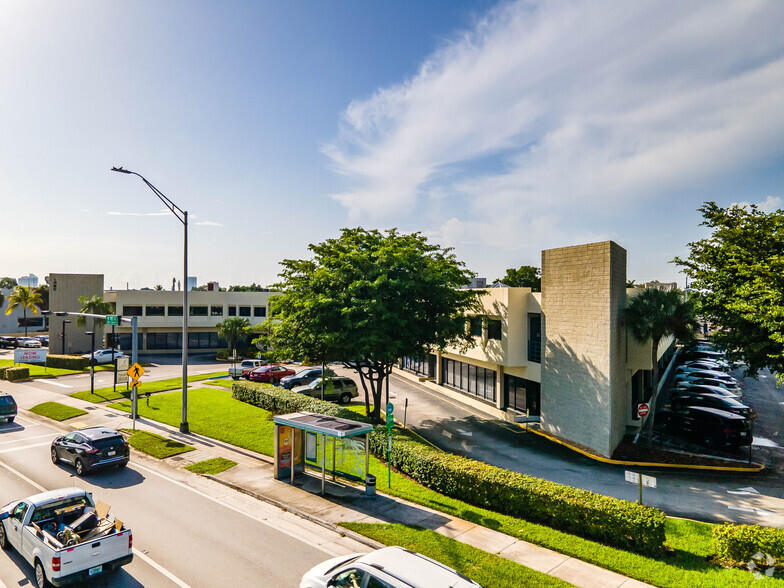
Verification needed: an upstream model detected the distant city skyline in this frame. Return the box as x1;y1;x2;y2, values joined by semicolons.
2;1;782;290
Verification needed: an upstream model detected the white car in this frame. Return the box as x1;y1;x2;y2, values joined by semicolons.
81;349;126;365
17;338;42;348
300;546;482;588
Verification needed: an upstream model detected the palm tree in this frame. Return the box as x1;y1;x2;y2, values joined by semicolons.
216;317;251;357
77;295;114;331
5;286;43;336
623;288;698;444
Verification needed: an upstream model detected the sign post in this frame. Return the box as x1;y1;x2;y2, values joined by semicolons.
625;470;656;505
127;362;146;431
106;316;120;395
386;402;394;488
637;403;650;419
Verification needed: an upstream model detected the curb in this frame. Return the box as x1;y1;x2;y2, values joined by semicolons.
203;475;385;551
524;425;766;472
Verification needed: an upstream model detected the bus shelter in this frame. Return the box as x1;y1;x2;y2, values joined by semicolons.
272;412;374;495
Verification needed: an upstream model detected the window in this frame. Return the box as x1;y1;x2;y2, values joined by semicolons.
470;316;483;338
400;354;435;377
186;331;221;349
528;314;542;363
122;305;142;317
228;306;237;316
211;305;224;316
168;306;183;316
147;332;183;350
239;306;251;317
441;358;496;403
145;305;165;316
18;317;43;327
189;306;208;317
505;375;540;415
487;319;502;341
253;306;266;317
115;333;143;351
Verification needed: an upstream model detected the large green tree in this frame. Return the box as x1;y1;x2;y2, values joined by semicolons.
0;277;17;289
216;317;252;355
77;295;114;331
494;265;541;291
271;228;481;422
675;202;784;379
5;285;43;336
623;288;698;443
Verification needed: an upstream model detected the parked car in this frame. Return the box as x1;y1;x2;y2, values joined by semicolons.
81;349;125;365
300;546;481;588
248;364;296;384
672;383;741;401
16;337;42;348
675;376;741;394
51;427;130;476
663;405;751;448
0;487;133;588
228;359;270;380
677;359;731;373
670;392;753;419
34;335;49;347
280;367;335;390
0;337;18;349
294;377;359;405
0;393;17;423
674;369;739;388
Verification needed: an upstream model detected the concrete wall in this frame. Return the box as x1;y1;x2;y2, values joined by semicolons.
48;274;105;354
540;241;627;457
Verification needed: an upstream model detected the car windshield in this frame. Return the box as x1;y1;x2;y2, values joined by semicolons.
0;396;14;405
91;437;124;449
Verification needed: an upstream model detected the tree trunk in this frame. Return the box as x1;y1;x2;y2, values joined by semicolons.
643;337;661;445
354;362;387;424
23;308;28;337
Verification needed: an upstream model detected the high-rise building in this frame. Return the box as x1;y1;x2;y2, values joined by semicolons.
187;277;198;291
18;273;38;288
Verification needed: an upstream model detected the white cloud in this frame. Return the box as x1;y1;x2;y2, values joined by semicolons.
731;195;782;213
107;209;170;217
193;220;224;227
324;0;784;245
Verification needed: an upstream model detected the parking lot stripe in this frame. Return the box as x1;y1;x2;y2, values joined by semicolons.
0;433;54;446
0;441;51;454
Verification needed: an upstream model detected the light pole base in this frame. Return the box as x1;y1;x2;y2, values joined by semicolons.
179;422;190;434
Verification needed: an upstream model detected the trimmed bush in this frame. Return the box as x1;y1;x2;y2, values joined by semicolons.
46;354;89;370
714;523;784;569
233;381;666;554
5;367;30;381
0;366;7;379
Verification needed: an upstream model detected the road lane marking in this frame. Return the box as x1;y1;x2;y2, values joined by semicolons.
0;441;51;454
34;379;73;388
0;460;192;587
132;461;337;556
0;433;55;446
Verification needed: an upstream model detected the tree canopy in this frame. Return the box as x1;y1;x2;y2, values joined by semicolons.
216;317;252;355
77;295;114;330
0;277;17;290
674;202;784;378
270;228;481;421
494;266;541;291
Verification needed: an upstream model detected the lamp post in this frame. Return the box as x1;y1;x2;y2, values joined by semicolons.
85;330;96;396
61;320;71;354
112;166;190;433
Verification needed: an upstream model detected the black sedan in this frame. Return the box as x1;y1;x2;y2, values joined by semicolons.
51;427;130;476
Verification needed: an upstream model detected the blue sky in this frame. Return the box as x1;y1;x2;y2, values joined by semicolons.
2;1;783;290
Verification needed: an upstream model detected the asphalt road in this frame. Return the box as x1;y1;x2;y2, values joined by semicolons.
0;410;335;587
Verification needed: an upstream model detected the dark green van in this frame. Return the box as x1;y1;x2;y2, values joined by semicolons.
0;393;17;423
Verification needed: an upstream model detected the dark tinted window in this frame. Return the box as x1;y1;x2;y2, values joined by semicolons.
239;306;251;317
0;396;15;405
189;306;208;316
168;306;183;316
123;306;142;316
91;437;124;449
146;305;165;316
487;319;502;340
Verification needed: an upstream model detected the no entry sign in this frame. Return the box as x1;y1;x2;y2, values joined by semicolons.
637;403;650;418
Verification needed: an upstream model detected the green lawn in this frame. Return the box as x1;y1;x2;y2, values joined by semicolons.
207;378;234;388
29;402;88;421
122;430;195;459
341;523;571;588
109;388;276;455
71;372;227;403
185;457;237;475
105;389;781;587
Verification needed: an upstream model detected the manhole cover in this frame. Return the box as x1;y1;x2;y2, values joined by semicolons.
170;456;184;462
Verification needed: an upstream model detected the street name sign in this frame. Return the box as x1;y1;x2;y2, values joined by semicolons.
106;315;120;326
625;471;656;488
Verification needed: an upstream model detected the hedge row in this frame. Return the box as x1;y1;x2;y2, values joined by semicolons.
46;354;89;370
233;381;666;554
714;523;784;569
4;367;30;381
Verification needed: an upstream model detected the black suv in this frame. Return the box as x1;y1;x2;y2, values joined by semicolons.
665;405;751;448
670;392;753;419
51;427;130;476
0;393;17;423
0;337;17;349
280;367;335;389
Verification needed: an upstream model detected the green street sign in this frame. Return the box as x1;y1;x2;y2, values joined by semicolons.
106;315;120;326
386;402;394;415
386;414;394;428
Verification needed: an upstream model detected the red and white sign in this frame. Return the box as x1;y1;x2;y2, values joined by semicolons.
637;403;650;418
14;348;47;364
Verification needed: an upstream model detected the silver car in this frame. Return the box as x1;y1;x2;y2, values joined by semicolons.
293;377;359;404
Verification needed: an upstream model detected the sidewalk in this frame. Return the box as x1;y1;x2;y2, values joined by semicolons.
16;380;652;588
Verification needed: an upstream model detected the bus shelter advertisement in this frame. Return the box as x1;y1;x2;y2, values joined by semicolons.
14;348;47;364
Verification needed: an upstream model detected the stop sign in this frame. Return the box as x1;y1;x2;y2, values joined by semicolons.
637;403;650;418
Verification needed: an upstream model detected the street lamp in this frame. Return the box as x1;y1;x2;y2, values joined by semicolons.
61;320;71;354
112;166;190;433
85;330;96;396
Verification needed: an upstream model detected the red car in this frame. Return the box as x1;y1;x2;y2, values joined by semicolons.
248;364;296;384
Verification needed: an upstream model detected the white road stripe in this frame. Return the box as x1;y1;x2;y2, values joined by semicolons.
0;459;192;587
35;379;72;388
0;441;51;454
0;433;55;446
132;462;337;556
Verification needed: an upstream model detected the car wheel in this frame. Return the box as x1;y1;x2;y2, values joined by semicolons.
75;458;87;477
51;447;59;464
232;376;239;381
339;392;352;405
0;522;8;550
7;417;13;423
35;558;50;588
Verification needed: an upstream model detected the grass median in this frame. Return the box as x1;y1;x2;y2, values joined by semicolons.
71;371;228;403
29;402;88;421
185;457;237;475
106;387;782;587
121;429;195;459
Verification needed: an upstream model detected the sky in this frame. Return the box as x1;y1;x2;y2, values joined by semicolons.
2;0;783;290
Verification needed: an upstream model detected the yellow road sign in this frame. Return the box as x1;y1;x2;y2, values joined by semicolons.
127;363;145;380
130;380;141;388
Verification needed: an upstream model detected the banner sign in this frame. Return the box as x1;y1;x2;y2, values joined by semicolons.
14;348;47;364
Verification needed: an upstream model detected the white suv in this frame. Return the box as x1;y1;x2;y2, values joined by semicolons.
300;546;481;588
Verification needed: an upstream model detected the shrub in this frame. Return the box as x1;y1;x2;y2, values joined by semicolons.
5;367;30;381
0;366;7;379
46;354;89;370
233;381;666;554
714;523;784;569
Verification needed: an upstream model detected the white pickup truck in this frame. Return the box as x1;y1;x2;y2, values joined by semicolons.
0;487;133;587
228;358;268;380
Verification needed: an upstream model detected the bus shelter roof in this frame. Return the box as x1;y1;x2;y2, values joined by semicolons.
273;412;373;438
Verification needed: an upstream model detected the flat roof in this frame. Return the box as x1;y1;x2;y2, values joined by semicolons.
273;412;373;438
